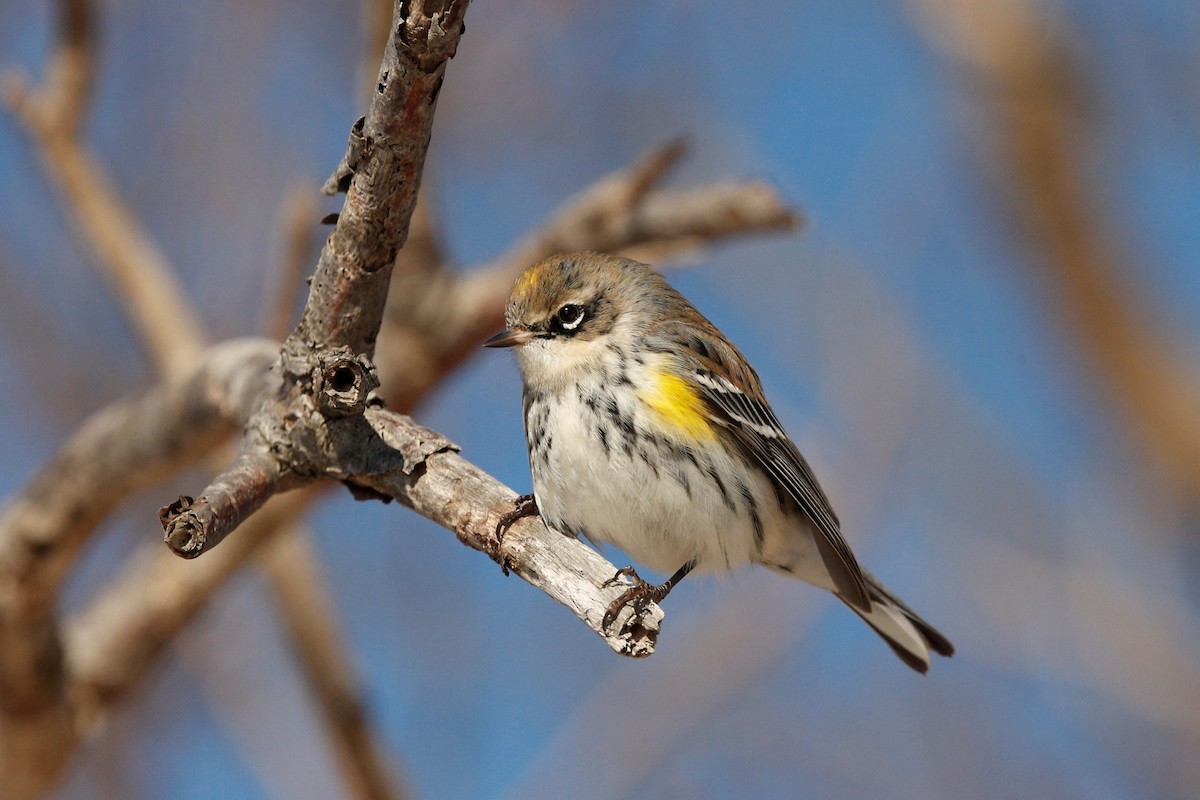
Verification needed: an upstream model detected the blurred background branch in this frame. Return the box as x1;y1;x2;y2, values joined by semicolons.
910;0;1200;511
376;138;798;412
0;0;205;372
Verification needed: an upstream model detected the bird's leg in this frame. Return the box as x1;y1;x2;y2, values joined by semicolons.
602;560;695;630
492;493;538;575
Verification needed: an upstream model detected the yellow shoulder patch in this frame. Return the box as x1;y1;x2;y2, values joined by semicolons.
639;367;716;442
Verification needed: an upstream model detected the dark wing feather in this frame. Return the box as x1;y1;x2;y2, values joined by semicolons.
693;368;871;610
649;305;872;611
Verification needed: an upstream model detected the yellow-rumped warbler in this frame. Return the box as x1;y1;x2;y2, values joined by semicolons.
485;252;953;672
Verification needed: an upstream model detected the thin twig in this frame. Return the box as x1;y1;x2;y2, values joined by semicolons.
161;448;289;559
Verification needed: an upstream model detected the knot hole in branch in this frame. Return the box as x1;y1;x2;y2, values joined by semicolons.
314;347;380;417
330;366;356;392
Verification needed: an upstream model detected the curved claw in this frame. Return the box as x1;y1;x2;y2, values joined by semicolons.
603;585;648;630
493;494;538;575
600;565;661;630
600;561;695;630
601;565;642;590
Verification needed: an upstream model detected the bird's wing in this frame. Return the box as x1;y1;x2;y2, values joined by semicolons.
658;319;871;610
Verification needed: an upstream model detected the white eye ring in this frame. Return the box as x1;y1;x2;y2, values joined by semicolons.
556;303;585;330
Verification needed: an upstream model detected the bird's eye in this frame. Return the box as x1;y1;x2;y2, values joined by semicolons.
554;303;585;331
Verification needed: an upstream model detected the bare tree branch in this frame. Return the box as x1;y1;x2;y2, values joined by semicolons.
0;338;277;798
260;530;410;800
19;4;403;785
64;490;313;727
463;139;800;320
161;447;289;559
376;139;800;412
69;399;668;722
165;393;670;654
349;409;665;654
165;0;472;558
44;0;94;137
6;7;407;788
1;10;208;374
260;184;321;342
909;0;1200;506
290;1;468;364
257;176;409;800
159;0;673;657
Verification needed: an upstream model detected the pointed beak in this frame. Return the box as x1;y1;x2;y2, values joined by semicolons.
483;327;537;348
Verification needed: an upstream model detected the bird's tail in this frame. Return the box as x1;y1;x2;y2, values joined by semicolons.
840;570;954;674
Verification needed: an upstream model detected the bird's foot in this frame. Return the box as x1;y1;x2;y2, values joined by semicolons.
602;566;670;630
492;494;538;575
